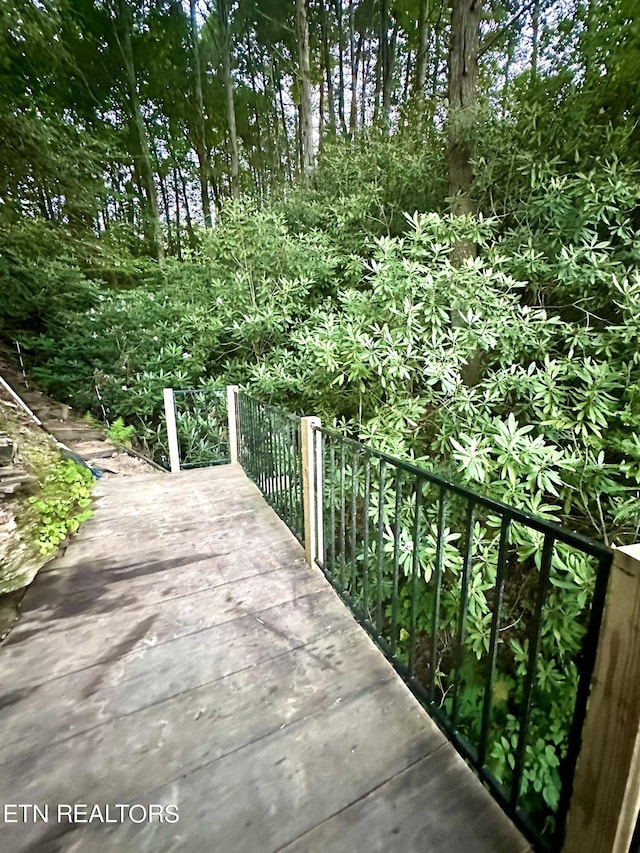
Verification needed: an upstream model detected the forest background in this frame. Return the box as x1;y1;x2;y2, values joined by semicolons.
2;0;638;545
1;0;640;833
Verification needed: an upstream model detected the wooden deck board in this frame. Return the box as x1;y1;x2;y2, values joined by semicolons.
0;464;529;852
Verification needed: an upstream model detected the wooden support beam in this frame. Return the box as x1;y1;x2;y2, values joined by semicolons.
564;544;640;853
301;416;321;567
163;387;181;474
226;385;239;464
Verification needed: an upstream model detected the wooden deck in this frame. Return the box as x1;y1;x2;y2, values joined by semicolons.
0;465;529;852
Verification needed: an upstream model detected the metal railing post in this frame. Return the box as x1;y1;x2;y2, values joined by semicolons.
163;387;180;473
315;426;324;564
226;385;239;464
301;416;321;566
563;543;640;853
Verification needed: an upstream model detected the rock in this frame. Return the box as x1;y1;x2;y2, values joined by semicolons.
0;437;15;465
0;476;37;495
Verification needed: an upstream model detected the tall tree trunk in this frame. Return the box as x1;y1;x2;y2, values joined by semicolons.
296;103;303;173
115;0;163;260
373;8;385;123
361;37;372;128
277;71;293;182
415;0;430;124
448;0;482;385
259;65;276;188
381;17;398;128
320;0;337;133
429;3;446;131
447;0;480;222
403;47;413;106
268;65;282;181
37;186;51;220
295;0;314;180
179;166;196;249
245;28;264;195
319;78;325;138
189;0;212;227
530;0;540;86
151;139;172;251
348;3;360;135
218;0;239;198
172;165;182;260
333;0;348;134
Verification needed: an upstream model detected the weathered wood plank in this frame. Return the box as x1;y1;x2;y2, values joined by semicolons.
23;538;306;601
3;678;445;853
0;581;337;692
281;745;531;853
0;591;353;766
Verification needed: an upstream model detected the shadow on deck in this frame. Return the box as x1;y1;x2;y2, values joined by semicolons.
0;465;529;852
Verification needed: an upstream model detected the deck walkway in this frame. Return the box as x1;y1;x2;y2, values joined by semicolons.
0;465;529;852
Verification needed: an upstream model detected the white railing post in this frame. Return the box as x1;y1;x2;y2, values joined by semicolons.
564;543;640;853
226;385;239;464
301;416;321;567
163;387;181;474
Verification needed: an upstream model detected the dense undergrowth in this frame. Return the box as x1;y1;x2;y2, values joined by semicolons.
12;123;639;547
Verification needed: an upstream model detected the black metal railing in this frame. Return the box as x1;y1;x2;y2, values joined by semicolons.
312;424;612;852
237;392;304;544
173;388;230;469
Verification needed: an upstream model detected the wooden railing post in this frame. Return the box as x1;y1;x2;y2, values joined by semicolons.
163;387;180;474
563;544;640;853
301;416;321;567
226;385;239;464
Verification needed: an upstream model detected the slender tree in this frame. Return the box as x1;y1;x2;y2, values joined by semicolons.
320;0;337;133
447;0;481;224
414;0;430;124
216;0;240;198
189;0;213;226
295;0;314;179
112;0;164;259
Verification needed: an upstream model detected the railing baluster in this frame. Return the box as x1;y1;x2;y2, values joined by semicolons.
452;498;475;728
375;458;386;635
362;455;371;620
284;418;293;530
274;410;284;512
428;485;446;702
391;468;402;656
265;401;273;498
510;532;554;808
478;516;511;769
329;437;336;577
320;431;327;569
409;476;423;676
339;442;346;591
350;447;358;598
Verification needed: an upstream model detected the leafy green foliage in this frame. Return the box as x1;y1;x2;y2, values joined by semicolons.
106;417;135;448
30;459;94;554
174;388;230;467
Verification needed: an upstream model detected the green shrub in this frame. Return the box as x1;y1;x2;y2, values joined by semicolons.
30;459;94;554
